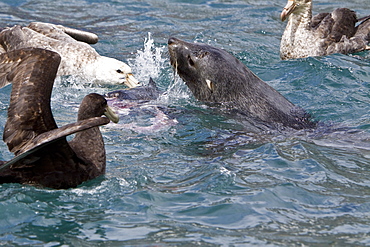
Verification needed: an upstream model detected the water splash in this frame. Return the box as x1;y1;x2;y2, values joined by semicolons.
159;74;191;105
54;75;87;90
128;32;190;104
128;32;166;84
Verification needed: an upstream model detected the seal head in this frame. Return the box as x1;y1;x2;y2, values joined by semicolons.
168;37;316;130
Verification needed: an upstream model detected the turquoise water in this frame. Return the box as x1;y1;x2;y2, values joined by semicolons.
0;0;370;246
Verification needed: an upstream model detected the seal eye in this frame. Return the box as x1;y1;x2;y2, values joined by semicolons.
187;55;195;67
116;69;123;73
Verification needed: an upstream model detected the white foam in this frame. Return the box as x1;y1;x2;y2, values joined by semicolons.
129;33;190;104
128;32;166;84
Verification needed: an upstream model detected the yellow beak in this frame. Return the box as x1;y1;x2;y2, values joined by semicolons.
104;106;119;123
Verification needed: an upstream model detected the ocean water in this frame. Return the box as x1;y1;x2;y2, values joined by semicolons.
0;0;370;246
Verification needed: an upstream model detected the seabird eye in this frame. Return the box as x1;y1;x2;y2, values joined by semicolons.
116;69;123;73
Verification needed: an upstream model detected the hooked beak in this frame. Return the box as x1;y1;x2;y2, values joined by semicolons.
124;73;140;88
281;0;296;22
104;105;119;123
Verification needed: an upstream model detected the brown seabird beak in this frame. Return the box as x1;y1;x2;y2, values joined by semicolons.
281;0;296;22
104;106;119;123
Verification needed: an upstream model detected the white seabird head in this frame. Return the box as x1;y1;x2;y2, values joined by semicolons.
281;0;312;22
87;56;140;87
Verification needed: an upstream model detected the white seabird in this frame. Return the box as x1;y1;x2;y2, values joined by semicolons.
0;22;139;87
280;0;370;60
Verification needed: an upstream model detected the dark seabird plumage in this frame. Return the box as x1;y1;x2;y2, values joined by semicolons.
0;22;139;87
0;48;119;189
280;0;370;59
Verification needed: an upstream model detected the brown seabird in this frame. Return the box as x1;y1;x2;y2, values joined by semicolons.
0;48;119;189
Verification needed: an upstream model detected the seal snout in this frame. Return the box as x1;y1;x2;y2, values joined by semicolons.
168;37;180;67
168;37;179;45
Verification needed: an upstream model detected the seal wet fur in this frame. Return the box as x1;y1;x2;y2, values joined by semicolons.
0;48;119;189
168;37;316;130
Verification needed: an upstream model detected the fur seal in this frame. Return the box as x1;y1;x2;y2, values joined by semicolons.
168;37;316;130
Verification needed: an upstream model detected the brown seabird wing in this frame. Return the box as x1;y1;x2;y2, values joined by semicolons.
312;9;356;42
329;8;357;42
0;117;109;171
0;25;48;54
0;48;61;154
0;22;98;56
27;22;99;44
355;16;370;42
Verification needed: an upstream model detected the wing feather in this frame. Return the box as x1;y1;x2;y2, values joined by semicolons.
0;117;110;171
0;48;61;154
27;22;99;44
